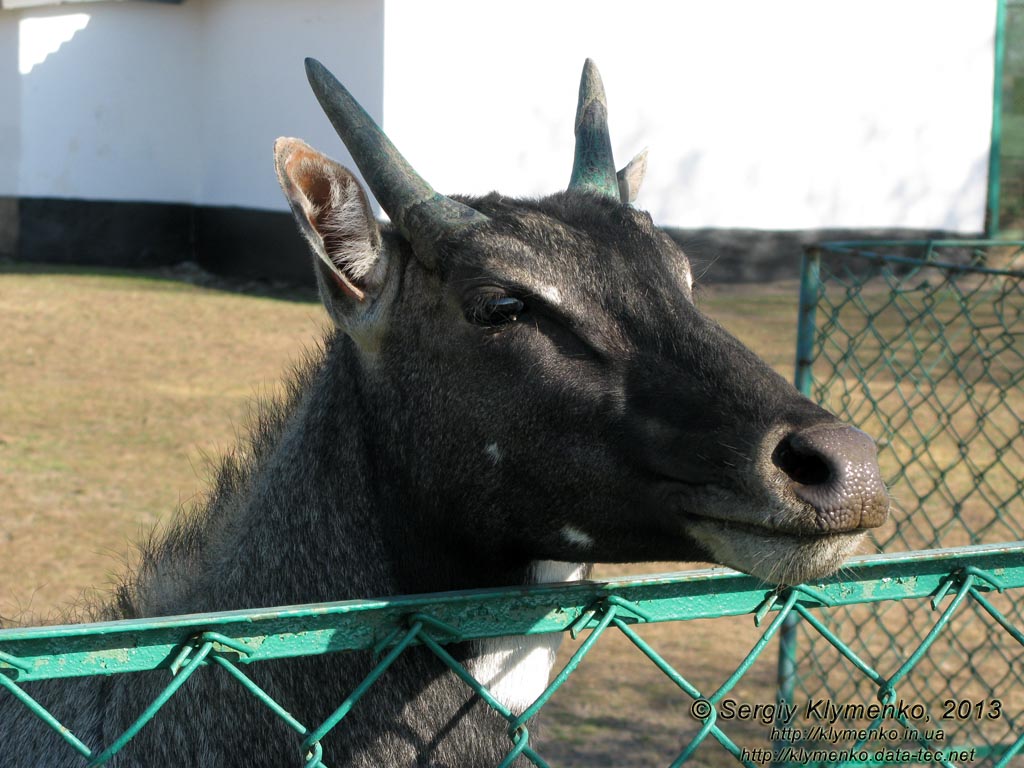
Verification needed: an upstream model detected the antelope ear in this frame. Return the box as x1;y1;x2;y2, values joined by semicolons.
616;148;648;204
275;137;386;323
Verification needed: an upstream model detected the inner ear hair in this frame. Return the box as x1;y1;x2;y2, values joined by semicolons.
276;138;383;302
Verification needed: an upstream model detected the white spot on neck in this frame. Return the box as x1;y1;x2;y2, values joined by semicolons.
531;559;587;583
560;525;594;549
485;442;502;464
469;560;587;713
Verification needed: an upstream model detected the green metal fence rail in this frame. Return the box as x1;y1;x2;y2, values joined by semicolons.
1;544;1023;767
783;239;1024;768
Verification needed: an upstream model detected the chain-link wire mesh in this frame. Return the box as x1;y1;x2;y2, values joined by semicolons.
1;545;1022;767
785;240;1024;767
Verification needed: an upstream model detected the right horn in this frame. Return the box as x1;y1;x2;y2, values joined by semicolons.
304;58;488;266
567;59;620;200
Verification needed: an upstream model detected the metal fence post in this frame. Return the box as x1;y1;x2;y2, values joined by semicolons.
987;0;1008;237
794;246;822;398
773;246;821;767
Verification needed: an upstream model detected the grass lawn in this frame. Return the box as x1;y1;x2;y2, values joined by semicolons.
0;264;806;625
2;261;1019;766
0;264;808;764
0;265;333;621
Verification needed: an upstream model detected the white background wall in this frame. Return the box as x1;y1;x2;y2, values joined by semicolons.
0;0;384;210
0;0;998;231
383;0;997;231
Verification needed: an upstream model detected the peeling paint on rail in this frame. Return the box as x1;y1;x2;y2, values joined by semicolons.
1;542;1021;683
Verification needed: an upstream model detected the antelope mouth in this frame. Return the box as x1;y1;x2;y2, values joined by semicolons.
684;512;861;541
681;512;869;585
656;480;874;584
661;480;843;537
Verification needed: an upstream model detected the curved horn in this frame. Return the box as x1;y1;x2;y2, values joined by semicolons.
568;59;619;199
304;58;488;263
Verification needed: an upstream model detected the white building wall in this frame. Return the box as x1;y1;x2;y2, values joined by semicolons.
0;0;998;231
6;3;201;202
0;16;19;198
383;0;997;231
0;0;384;210
197;0;384;210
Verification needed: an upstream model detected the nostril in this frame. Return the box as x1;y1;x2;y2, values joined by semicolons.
771;423;889;533
772;434;832;486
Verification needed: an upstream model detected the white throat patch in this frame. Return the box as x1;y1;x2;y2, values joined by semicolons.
468;560;587;713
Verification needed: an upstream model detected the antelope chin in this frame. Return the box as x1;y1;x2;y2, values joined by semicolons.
685;518;866;585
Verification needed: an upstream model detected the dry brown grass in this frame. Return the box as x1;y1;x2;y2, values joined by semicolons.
0;265;331;623
0;268;801;624
0;266;808;765
1;264;1020;766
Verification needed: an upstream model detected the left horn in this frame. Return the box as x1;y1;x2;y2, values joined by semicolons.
568;59;619;199
304;58;488;265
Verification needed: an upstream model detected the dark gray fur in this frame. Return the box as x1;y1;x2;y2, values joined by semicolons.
1;63;888;767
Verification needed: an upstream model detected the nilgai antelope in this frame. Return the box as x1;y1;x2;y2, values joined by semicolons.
1;59;888;766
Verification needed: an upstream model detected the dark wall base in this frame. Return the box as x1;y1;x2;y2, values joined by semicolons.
193;206;314;286
8;197;316;290
5;197;980;287
14;197;194;268
665;227;981;283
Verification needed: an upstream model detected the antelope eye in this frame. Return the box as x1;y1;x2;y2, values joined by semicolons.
465;295;526;327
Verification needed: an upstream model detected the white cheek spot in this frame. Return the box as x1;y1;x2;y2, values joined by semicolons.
560;525;594;549
485;442;502;464
538;285;562;305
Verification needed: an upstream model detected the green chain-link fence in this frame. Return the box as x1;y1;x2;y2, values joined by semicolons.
781;239;1024;767
1;544;1022;766
1;240;1022;766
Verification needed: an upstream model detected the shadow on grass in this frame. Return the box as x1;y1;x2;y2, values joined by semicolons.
0;258;320;304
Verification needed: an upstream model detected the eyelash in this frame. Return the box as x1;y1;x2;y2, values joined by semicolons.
464;294;527;327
